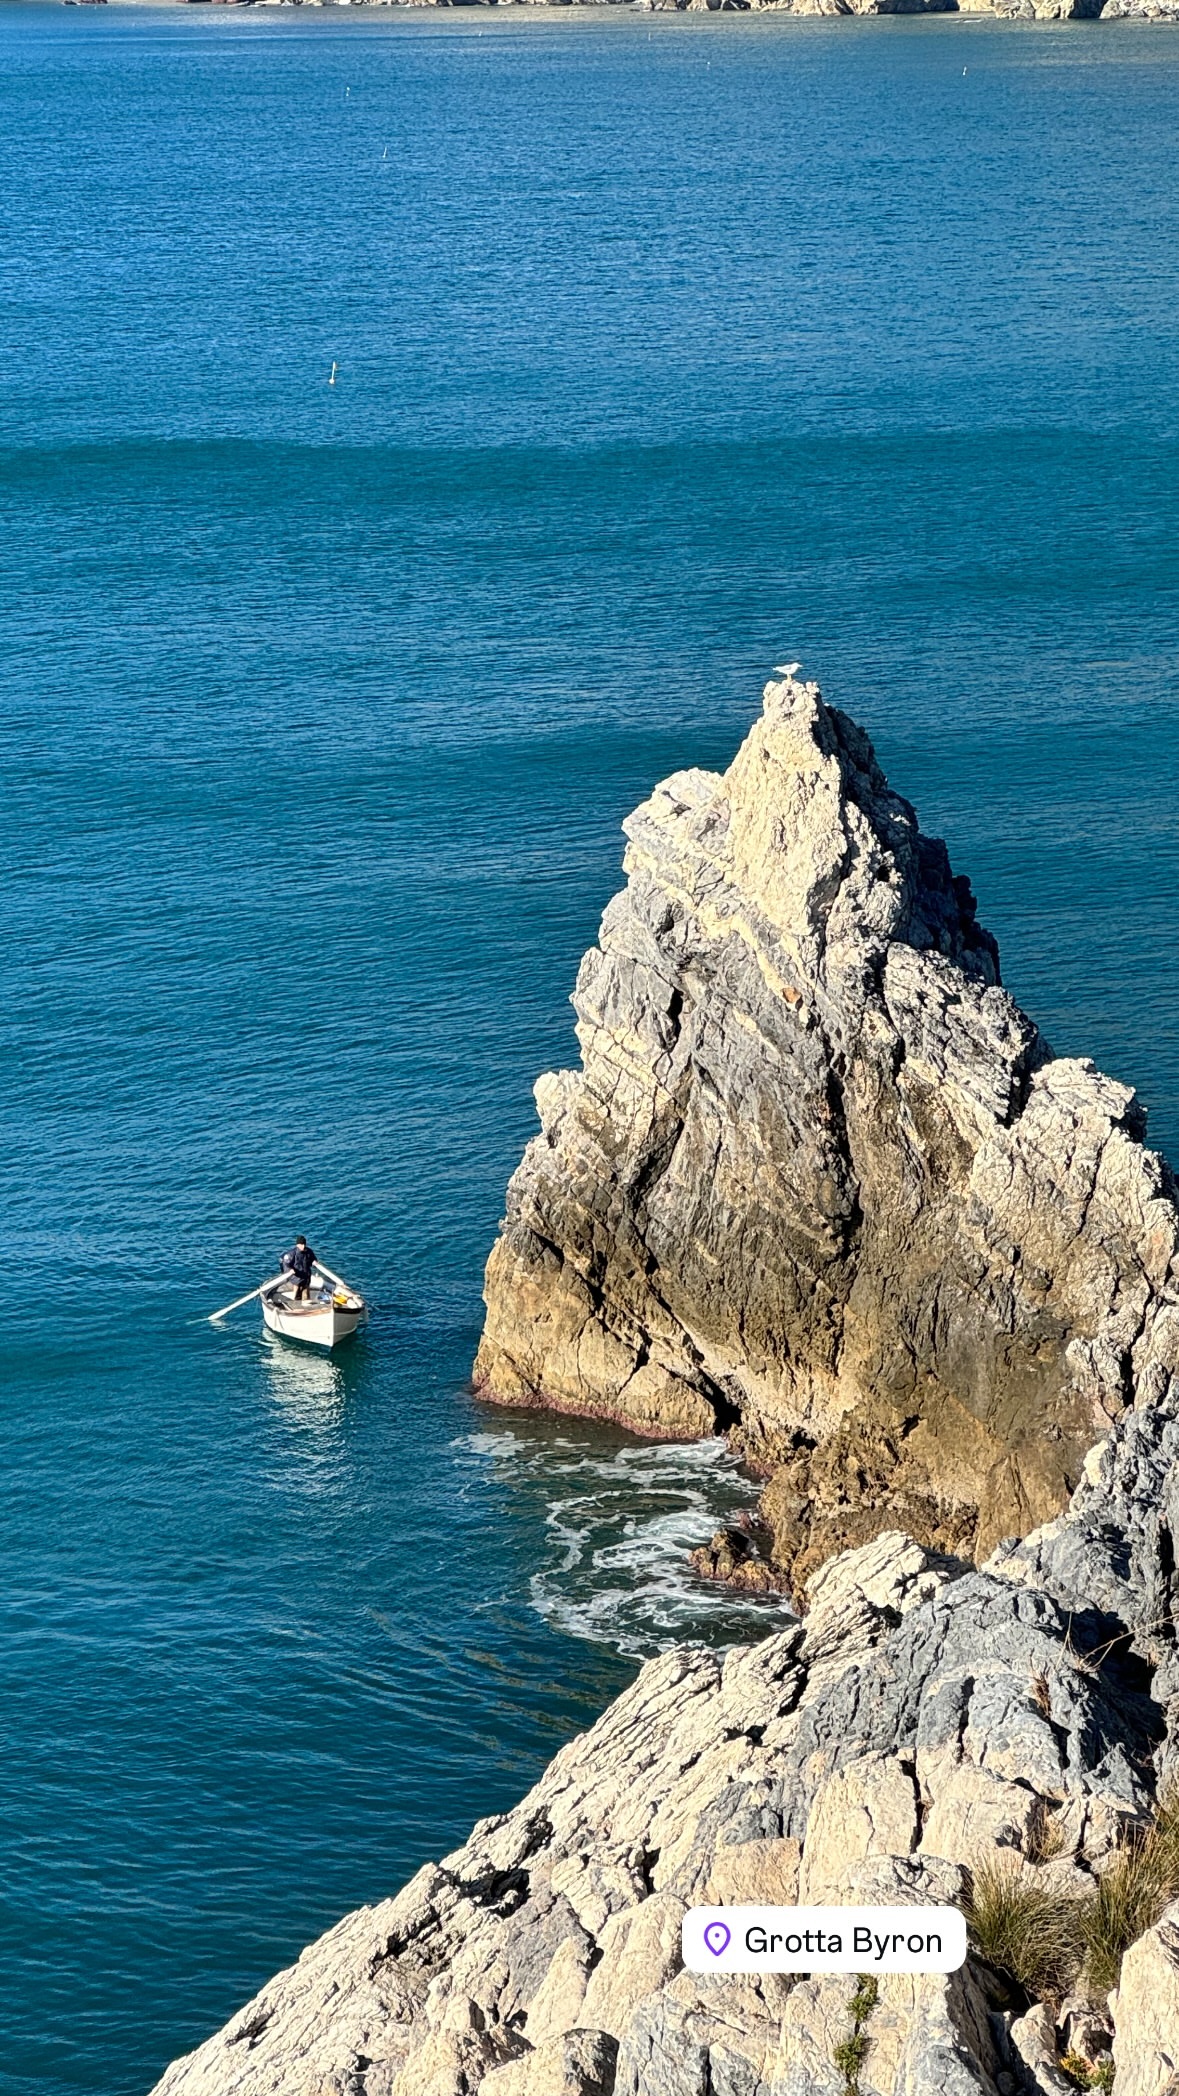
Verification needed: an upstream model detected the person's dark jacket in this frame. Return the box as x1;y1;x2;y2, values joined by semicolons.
283;1243;315;1286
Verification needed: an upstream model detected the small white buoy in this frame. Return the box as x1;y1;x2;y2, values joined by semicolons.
329;362;338;386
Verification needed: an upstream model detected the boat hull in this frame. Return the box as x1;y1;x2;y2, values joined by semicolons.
261;1283;366;1349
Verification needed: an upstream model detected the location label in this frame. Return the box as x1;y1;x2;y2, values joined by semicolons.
683;1905;968;1975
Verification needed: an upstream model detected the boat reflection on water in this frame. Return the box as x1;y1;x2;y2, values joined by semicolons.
260;1328;347;1434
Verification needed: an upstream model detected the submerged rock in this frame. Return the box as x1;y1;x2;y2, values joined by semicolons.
474;669;1179;1592
688;1521;790;1593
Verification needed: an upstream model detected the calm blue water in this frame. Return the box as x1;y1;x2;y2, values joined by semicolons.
1;7;1178;2090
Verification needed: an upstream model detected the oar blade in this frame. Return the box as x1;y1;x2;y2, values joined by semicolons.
209;1272;287;1323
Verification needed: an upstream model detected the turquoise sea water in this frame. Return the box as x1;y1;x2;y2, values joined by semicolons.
2;7;1179;2090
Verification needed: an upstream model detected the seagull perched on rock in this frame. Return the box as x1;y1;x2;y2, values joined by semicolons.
774;662;802;677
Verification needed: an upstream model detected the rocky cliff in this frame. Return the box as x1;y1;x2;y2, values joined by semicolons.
474;669;1179;1595
148;672;1179;2092
149;1491;1179;2096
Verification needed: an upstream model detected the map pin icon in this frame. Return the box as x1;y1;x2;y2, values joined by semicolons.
703;1921;731;1958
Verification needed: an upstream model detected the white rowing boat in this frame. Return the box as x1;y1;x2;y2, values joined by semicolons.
210;1259;368;1350
260;1272;366;1349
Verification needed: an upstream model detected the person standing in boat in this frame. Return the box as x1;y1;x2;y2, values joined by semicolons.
281;1236;316;1302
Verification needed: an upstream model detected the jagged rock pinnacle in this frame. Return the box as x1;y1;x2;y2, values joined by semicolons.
475;669;1179;1588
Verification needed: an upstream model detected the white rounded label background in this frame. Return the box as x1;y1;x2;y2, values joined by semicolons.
682;1905;968;1974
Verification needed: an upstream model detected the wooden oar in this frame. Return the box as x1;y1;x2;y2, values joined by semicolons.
209;1271;287;1323
313;1259;360;1298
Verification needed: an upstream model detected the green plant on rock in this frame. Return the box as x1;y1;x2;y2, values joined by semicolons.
832;1973;879;2095
833;2025;871;2091
847;1974;879;2023
1060;2056;1116;2092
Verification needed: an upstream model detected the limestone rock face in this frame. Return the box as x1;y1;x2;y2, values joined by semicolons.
1101;0;1179;16
475;671;1179;1587
149;1534;1163;2096
990;1364;1179;1780
1111;1900;1179;2096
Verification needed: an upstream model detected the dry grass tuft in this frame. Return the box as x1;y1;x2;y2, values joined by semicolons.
1026;1800;1069;1866
966;1856;1085;2000
1081;1788;1179;1996
1030;1669;1052;1716
968;1789;1179;2002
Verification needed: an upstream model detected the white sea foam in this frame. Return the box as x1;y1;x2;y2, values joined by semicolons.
454;1427;794;1660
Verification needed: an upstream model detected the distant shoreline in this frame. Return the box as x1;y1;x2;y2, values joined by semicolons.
66;0;1179;20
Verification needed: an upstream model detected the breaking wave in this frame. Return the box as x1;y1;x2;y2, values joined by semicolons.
453;1423;795;1662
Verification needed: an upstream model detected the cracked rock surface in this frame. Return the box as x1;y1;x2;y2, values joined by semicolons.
475;670;1179;1588
148;1526;1172;2096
